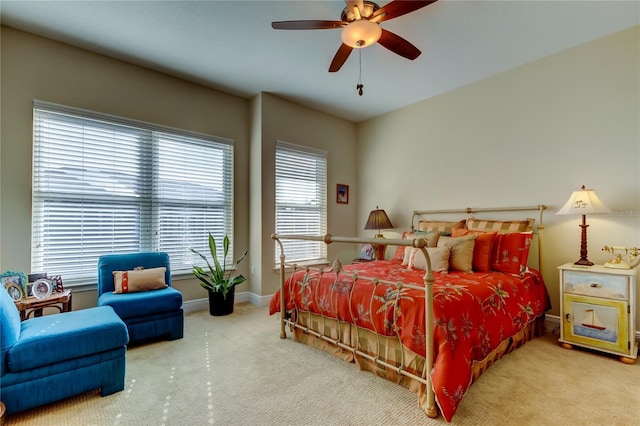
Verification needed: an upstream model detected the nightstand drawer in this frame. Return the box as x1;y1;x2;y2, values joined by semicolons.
562;269;628;301
562;293;629;354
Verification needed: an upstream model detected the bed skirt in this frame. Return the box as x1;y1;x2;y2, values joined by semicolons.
290;309;546;417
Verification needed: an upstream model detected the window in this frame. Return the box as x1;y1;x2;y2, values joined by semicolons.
32;101;234;287
275;141;327;264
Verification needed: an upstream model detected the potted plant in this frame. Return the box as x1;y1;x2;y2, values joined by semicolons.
190;233;247;316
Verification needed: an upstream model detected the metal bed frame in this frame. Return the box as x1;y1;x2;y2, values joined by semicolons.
272;205;547;418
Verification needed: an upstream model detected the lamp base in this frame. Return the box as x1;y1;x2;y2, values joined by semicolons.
372;243;386;261
373;234;386;260
574;217;593;267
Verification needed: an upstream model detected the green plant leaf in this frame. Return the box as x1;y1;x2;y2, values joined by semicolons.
190;249;216;287
208;233;225;283
190;234;247;297
233;251;248;268
223;234;230;268
228;275;246;287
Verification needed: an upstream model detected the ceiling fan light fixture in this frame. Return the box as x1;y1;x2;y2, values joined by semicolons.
341;20;381;48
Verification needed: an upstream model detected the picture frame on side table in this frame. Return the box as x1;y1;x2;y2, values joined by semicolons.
50;275;64;293
337;184;349;204
28;273;48;297
32;278;53;300
4;282;24;301
359;244;375;261
1;271;28;301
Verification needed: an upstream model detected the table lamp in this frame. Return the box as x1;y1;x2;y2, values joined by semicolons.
557;185;611;266
364;206;394;260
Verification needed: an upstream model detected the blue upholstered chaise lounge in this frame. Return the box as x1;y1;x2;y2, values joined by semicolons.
0;285;129;415
97;252;184;343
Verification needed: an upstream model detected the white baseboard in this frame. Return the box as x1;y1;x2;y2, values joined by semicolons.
182;291;274;313
545;313;560;332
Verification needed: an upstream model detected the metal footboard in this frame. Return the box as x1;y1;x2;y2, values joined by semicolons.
272;233;438;418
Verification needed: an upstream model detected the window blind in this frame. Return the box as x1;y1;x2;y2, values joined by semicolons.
275;141;327;264
32;101;234;286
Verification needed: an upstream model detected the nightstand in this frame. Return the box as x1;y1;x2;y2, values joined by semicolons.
558;263;638;363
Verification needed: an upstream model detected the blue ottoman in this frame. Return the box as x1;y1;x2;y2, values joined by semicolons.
0;285;129;415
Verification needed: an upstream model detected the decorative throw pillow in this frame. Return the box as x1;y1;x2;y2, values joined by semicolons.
396;230;440;263
408;246;450;273
437;234;478;273
113;267;167;294
452;228;497;272
466;217;535;234
490;232;533;276
417;220;466;235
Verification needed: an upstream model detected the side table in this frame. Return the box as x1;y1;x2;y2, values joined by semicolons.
15;290;72;321
557;263;637;363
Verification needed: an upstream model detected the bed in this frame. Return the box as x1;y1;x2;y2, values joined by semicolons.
269;206;551;421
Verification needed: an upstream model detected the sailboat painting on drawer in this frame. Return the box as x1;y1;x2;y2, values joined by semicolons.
562;292;629;354
573;302;618;343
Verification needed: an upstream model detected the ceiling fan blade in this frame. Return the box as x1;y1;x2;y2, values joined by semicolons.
372;0;437;23
271;20;346;30
377;29;421;60
329;44;354;72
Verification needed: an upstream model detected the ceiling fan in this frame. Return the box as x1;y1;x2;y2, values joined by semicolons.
271;0;438;73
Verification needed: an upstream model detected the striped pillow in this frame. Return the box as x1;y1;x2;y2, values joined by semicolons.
466;217;535;234
417;220;466;235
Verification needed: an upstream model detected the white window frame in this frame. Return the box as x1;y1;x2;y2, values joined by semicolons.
275;141;327;264
31;100;235;287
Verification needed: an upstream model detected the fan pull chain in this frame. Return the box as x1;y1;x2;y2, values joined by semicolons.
356;49;364;96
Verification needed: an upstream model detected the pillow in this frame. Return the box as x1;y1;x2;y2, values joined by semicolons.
396;230;440;263
452;228;497;272
466;217;535;234
417;220;466;235
113;267;167;294
490;232;533;276
437;234;478;273
408;246;450;273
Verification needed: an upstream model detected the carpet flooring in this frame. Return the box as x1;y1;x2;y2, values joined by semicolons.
4;303;640;425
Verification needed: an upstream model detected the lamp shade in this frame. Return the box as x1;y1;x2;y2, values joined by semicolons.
557;185;611;215
341;20;382;48
364;207;393;232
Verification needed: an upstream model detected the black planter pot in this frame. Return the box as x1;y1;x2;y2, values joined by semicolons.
208;287;235;316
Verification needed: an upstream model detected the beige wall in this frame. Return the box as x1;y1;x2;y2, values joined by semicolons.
0;27;251;309
357;26;640;326
0;27;358;308
256;93;358;297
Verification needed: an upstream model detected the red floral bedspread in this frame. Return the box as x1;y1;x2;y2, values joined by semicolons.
269;259;550;421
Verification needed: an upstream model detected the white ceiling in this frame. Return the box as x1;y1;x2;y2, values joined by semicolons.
1;0;638;122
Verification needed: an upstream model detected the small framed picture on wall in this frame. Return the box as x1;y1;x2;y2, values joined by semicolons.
336;184;349;204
